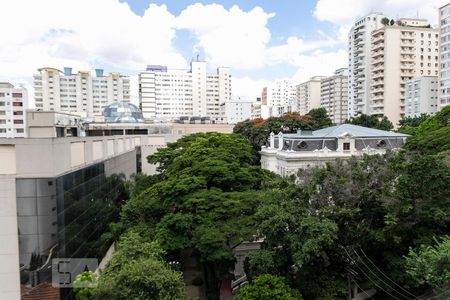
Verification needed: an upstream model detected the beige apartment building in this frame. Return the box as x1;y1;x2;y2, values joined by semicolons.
370;18;439;126
296;76;326;115
320;68;349;124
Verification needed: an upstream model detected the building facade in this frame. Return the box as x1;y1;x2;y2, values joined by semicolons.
320;68;349;124
296;76;326;115
139;61;231;122
260;124;409;177
370;19;439;126
348;13;387;118
405;76;439;117
439;3;450;109
0;83;28;138
33;67;130;117
220;96;254;124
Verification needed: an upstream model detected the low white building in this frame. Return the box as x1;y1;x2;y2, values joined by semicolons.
260;124;409;177
0;82;28;138
220;96;254;124
405;76;439;117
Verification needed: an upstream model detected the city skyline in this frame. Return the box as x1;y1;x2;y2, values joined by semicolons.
0;0;446;107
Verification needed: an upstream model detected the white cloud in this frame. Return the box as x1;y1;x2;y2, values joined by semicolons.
232;76;271;99
176;3;275;69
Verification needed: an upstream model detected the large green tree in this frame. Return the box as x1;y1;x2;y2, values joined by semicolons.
75;231;186;300
119;132;273;299
403;105;450;155
345;114;393;130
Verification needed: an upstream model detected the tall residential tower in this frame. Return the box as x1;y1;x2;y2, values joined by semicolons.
348;13;387;118
139;60;231;121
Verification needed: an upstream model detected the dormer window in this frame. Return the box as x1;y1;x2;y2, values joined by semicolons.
377;140;386;147
298;141;308;149
343;142;350;151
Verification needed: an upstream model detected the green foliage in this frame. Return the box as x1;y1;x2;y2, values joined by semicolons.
73;271;97;300
83;231;186;300
119;132;273;299
233;110;332;162
398;113;429;133
404;236;450;289
235;274;302;300
381;17;390;25
404;106;450;155
345;114;393;130
244;249;276;279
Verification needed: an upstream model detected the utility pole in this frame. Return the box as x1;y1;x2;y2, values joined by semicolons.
347;270;352;300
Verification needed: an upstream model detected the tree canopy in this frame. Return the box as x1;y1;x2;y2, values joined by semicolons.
233;108;332;161
235;275;302;300
345;114;393;131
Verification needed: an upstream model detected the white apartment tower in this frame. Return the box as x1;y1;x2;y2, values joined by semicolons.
405;76;439;117
348;13;387;118
0;83;28;138
296;76;326;115
139;60;231;121
261;80;296;108
320;68;349;124
33;67;130;117
370;19;439;126
439;3;450;109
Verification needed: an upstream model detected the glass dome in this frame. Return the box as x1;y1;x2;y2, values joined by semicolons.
103;102;144;123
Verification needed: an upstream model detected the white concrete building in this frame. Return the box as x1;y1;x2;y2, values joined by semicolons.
370;19;439;126
220;96;254;124
260;80;297;119
260;124;409;177
439;3;450;109
296;76;326;115
348;13;387;118
320;68;349;124
139;61;231;122
405;76;439;117
0;83;28;138
33;67;130;117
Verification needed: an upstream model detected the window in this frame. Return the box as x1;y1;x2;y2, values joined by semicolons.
13;120;23;124
13;111;23;115
12;93;22;98
343;142;350;151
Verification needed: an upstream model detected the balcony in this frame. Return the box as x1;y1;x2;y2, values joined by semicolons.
372;51;384;59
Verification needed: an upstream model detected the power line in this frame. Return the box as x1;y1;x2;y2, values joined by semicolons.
352;248;413;299
358;246;417;299
343;247;401;300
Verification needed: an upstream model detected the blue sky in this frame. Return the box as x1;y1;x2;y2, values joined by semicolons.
0;0;445;103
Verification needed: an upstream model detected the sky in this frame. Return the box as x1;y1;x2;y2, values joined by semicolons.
0;0;446;106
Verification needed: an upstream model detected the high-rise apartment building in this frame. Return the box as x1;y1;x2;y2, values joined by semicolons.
439;3;450;109
370;18;439;126
320;68;349;124
405;76;439;117
296;76;326;115
261;80;296;107
0;83;28;138
139;60;231;121
348;13;387;118
33;67;130;117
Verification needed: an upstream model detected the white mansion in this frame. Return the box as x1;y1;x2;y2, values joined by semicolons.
260;124;410;176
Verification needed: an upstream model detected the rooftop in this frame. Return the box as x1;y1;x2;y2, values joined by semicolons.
284;124;410;139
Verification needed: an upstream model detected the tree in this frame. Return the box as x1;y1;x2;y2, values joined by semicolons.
404;236;450;299
345;114;393;130
404;105;450;155
307;107;333;128
235;274;302;300
233;110;332;162
381;17;390;25
398;113;429;133
390;19;395;26
119;133;273;299
77;231;186;300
